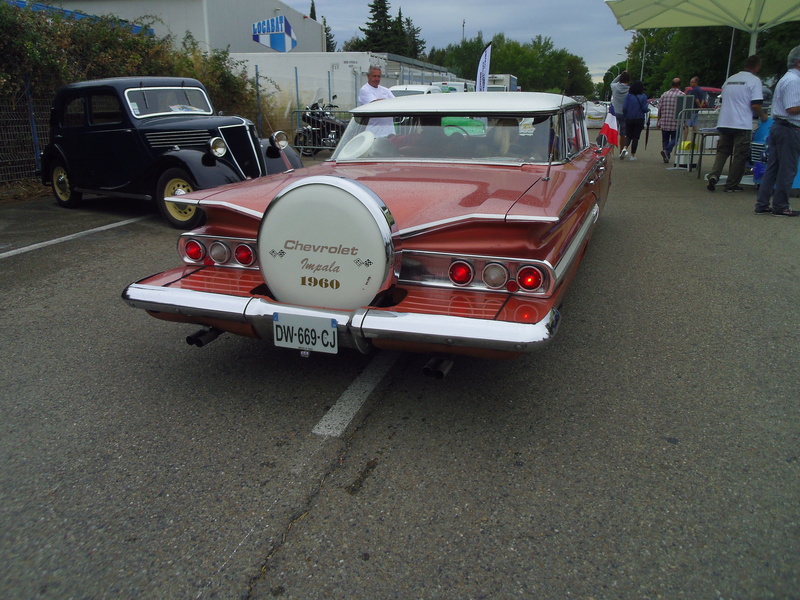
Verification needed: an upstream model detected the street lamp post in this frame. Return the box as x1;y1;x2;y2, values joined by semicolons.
635;31;647;81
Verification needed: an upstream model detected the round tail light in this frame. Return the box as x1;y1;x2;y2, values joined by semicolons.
234;244;255;266
517;266;544;291
184;239;205;261
449;261;474;286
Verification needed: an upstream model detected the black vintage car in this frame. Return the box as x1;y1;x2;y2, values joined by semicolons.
41;77;302;228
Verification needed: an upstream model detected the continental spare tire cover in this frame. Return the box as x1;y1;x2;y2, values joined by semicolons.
258;176;397;310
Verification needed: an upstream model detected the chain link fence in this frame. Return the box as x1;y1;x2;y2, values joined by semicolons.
0;86;51;184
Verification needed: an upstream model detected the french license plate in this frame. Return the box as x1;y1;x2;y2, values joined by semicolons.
273;313;338;354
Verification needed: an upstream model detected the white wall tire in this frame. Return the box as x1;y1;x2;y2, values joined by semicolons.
258;176;397;310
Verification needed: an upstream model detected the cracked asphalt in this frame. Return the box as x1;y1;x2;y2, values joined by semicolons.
1;142;798;599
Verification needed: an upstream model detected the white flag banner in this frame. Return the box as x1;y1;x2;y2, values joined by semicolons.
476;42;491;92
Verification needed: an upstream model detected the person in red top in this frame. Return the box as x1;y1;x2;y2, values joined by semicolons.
657;78;685;163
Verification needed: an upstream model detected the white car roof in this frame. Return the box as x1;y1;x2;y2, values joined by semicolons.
352;91;579;115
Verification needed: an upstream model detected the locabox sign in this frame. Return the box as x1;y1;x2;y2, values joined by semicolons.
252;15;297;52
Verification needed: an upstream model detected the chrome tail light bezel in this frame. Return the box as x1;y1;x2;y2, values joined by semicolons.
179;234;259;269
400;250;555;297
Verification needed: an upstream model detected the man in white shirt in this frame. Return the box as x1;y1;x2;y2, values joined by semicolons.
358;65;395;137
706;55;768;192
754;45;800;216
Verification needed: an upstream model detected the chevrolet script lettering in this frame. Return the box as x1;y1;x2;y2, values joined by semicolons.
284;240;359;255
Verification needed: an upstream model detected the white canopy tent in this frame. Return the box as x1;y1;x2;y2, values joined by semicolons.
605;0;800;54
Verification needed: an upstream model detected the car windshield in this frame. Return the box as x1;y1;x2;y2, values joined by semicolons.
331;114;562;163
125;86;213;118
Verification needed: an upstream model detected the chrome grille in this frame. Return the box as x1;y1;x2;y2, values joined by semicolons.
145;130;211;148
219;123;263;179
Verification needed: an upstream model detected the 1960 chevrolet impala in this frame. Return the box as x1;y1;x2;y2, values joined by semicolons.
123;92;612;374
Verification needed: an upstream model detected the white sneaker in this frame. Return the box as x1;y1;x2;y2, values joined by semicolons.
620;149;628;159
630;156;637;161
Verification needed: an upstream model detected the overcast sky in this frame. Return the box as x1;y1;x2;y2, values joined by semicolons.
282;0;635;82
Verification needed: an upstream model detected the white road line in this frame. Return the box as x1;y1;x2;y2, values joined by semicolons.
0;216;149;260
312;350;399;437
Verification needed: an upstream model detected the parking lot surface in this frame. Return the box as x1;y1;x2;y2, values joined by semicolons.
1;144;798;598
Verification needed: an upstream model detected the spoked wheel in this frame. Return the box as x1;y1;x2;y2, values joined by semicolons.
156;168;204;229
50;160;82;208
293;130;318;157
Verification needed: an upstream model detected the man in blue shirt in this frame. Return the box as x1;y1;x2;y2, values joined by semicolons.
754;45;800;216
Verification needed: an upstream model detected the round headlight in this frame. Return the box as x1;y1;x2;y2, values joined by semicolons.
273;130;289;149
208;137;228;158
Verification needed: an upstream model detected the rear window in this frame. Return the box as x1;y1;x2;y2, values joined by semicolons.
90;93;124;125
61;96;86;128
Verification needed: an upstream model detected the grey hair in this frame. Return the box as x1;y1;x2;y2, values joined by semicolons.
368;65;383;74
788;45;800;68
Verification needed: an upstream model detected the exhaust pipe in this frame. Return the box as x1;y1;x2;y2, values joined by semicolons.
422;356;454;380
186;327;223;347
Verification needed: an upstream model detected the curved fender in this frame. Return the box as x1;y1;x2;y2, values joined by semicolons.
152;150;243;190
40;145;69;185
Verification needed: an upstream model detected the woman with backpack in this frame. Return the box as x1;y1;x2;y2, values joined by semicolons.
620;80;650;161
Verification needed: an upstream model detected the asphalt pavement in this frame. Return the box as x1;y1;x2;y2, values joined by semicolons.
1;140;798;599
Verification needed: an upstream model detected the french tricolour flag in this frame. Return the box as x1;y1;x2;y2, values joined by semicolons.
599;112;619;147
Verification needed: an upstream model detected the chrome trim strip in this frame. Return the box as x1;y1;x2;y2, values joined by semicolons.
399;212;557;239
180;233;257;244
194;200;264;219
505;214;560;223
166;194;200;206
553;203;599;281
122;283;560;353
398;214;502;238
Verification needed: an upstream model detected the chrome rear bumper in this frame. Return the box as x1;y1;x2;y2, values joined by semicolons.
122;283;560;354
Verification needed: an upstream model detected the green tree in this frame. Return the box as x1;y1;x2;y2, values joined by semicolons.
431;33;592;95
322;17;336;52
309;0;316;21
621;22;800;98
359;0;393;53
343;1;426;57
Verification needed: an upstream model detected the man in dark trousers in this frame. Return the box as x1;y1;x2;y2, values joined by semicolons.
754;45;800;216
706;55;768;192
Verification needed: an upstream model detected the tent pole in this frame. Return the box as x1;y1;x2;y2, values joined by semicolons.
726;28;735;79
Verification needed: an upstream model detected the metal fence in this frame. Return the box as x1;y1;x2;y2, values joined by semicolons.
0;90;51;184
290;108;352;157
